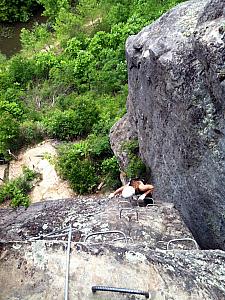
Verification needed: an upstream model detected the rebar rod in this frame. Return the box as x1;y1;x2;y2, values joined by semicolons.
29;227;70;240
64;224;72;300
29;227;79;241
84;230;128;244
92;286;150;298
167;238;198;250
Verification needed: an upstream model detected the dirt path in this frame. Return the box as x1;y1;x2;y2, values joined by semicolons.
1;140;75;204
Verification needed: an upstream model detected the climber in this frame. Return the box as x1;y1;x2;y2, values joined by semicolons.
108;178;154;201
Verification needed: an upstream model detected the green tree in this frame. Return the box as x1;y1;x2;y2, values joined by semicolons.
0;0;38;22
38;0;70;20
42;96;99;139
8;55;35;86
0;112;20;155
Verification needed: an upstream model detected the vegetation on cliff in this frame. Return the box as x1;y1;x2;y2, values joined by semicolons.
0;167;39;207
0;0;185;200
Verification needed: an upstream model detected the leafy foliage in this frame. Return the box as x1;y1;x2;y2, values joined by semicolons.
0;0;38;22
101;156;121;189
57;134;120;194
0;112;20;156
37;0;70;20
42;95;99;140
0;167;39;207
0;0;186;193
7;55;36;86
20;24;51;51
19;121;45;145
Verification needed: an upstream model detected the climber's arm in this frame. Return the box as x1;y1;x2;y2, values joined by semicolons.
108;186;125;198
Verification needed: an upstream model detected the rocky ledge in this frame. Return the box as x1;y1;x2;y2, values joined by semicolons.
0;197;225;299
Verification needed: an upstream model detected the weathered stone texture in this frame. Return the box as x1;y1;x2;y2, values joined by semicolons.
0;197;192;250
1;242;224;300
0;198;224;299
110;112;138;171
111;0;225;249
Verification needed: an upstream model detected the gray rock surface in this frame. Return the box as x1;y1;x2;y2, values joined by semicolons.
0;198;225;300
111;0;225;249
110;112;138;171
1;242;225;300
0;197;193;250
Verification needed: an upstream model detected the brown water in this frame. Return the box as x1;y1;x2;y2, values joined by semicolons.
0;11;47;57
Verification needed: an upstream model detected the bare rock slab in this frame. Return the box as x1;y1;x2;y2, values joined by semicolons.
0;242;224;300
0;197;193;250
0;197;224;299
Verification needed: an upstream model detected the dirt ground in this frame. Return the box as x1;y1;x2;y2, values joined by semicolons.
0;140;75;206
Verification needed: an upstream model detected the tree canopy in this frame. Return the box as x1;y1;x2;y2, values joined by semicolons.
0;0;186;199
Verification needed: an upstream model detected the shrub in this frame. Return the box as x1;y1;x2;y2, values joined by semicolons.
64;37;86;59
125;156;147;179
0;167;38;207
57;134;120;194
33;51;59;80
87;134;112;159
57;141;99;194
19;121;45;145
54;8;83;43
8;55;35;86
101;156;120;189
67;158;98;194
38;0;70;20
0;0;38;22
42;96;99;140
0;99;24;120
0;112;20;156
20;24;51;51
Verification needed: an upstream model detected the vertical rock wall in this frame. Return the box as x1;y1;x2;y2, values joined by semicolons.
111;0;225;249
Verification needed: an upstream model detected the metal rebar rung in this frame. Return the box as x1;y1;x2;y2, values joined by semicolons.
29;227;71;241
112;236;134;244
92;286;150;298
64;224;72;300
146;203;158;208
84;230;128;245
166;238;198;250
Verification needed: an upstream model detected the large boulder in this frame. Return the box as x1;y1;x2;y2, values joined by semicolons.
111;0;225;250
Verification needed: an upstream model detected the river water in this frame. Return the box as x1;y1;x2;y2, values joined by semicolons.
0;11;47;57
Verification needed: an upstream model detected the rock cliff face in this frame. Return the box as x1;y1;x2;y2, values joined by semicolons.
110;0;225;250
